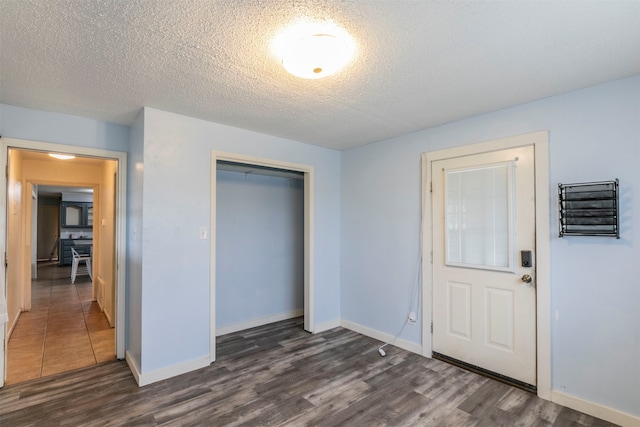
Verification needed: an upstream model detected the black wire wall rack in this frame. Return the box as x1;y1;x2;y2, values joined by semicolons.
558;179;619;238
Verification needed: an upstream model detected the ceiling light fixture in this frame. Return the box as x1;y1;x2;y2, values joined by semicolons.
48;153;75;160
272;21;356;79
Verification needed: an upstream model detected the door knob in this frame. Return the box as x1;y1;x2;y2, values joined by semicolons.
521;274;532;283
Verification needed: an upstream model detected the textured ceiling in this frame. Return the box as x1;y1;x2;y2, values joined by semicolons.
1;1;639;150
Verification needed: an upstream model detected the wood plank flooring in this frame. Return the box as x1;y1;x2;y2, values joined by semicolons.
5;261;115;385
0;317;618;426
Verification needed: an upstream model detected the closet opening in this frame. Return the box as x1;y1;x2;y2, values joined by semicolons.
210;152;314;362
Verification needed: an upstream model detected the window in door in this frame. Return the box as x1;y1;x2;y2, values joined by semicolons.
445;162;514;271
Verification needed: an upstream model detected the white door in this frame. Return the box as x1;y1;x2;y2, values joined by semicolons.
432;145;536;386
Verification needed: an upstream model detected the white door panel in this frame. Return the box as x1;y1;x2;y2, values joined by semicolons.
432;145;536;386
447;281;472;340
484;286;514;351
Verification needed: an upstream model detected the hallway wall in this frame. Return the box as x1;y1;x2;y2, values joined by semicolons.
6;150;24;335
98;160;118;326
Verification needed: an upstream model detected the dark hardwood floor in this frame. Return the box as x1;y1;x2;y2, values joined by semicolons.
0;317;618;426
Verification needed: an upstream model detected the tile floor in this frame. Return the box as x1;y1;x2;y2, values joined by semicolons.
5;261;115;385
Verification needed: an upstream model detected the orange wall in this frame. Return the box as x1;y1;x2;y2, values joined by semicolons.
6;150;24;334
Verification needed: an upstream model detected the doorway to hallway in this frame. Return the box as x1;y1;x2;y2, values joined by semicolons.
0;137;128;388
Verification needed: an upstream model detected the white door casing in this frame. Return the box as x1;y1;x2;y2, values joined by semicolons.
432;145;536;385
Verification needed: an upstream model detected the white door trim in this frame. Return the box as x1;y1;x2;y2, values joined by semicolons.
210;151;314;363
421;131;550;400
0;137;128;387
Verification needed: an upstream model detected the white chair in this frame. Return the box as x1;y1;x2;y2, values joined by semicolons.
71;247;92;284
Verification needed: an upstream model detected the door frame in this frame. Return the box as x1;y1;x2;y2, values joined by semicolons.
421;131;550;399
210;151;314;363
0;137;127;387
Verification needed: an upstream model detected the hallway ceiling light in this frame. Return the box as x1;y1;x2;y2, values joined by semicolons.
48;153;75;160
272;21;356;79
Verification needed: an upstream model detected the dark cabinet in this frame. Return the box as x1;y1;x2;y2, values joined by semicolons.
59;239;92;266
61;202;93;228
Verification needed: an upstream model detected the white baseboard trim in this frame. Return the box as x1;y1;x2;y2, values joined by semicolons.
314;319;341;333
216;309;303;336
126;351;210;387
95;276;105;312
340;319;423;356
102;308;114;329
125;351;142;385
551;390;640;427
7;310;21;340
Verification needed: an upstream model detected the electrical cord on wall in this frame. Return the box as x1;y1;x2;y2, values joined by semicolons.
378;318;408;357
377;255;422;357
378;195;426;357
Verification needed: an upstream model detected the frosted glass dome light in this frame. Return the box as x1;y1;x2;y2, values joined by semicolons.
272;22;356;79
48;153;75;160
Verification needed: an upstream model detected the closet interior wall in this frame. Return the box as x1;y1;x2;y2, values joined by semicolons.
215;168;304;333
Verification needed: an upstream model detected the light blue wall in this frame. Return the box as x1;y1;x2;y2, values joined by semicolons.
126;111;144;367
139;107;341;373
3;76;638;416
341;75;640;416
0;104;129;151
216;170;304;328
